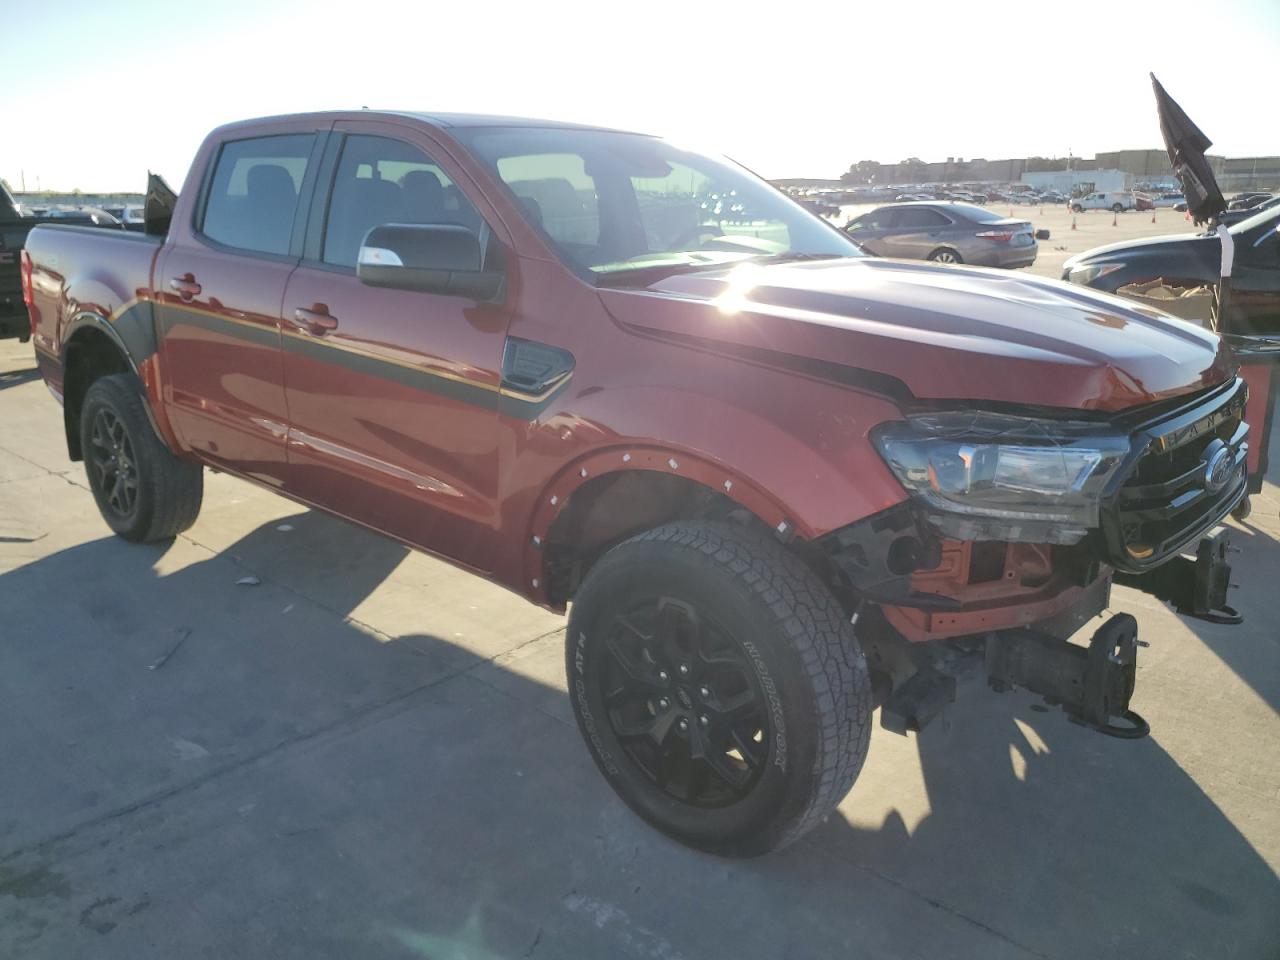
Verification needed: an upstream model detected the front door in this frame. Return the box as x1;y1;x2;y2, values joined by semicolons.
279;123;509;571
156;129;322;488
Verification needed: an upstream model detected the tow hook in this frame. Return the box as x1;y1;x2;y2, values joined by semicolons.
1115;527;1242;625
985;614;1150;739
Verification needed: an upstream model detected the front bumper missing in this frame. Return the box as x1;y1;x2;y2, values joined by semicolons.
1115;526;1241;624
985;614;1148;739
875;612;1149;740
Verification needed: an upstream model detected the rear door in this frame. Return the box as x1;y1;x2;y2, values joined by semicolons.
279;121;510;570
888;207;953;258
156;124;325;487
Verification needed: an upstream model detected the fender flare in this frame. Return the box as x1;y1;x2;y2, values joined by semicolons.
521;444;794;604
59;300;180;457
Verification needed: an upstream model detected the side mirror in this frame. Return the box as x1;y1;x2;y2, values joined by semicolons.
357;223;503;300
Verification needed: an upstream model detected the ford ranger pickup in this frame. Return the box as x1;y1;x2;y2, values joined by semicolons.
21;111;1252;855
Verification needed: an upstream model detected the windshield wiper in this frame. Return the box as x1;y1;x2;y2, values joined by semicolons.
594;261;731;287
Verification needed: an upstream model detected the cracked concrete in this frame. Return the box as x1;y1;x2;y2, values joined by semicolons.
1;338;1277;959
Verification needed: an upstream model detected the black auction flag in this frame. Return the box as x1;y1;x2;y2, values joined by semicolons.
1151;73;1227;226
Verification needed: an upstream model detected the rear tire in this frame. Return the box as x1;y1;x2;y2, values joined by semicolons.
80;373;203;542
566;521;872;856
928;248;962;264
1112;203;1125;213
1072;204;1083;213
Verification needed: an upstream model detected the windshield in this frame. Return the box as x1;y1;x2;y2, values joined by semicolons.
455;127;863;278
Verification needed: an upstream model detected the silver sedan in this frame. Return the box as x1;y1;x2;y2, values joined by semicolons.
845;201;1038;268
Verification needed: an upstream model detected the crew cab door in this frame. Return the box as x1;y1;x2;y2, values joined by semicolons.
279;122;509;571
155;124;325;487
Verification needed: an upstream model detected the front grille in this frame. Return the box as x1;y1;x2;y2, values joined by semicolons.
1102;379;1249;572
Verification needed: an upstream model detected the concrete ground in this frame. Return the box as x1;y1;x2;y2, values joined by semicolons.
2;318;1278;957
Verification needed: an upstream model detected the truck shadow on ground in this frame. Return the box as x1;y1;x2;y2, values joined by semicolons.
0;365;40;391
1;509;1277;959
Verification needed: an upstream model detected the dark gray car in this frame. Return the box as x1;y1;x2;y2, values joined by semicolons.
845;201;1037;268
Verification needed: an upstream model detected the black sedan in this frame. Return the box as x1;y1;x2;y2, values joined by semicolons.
1062;206;1280;338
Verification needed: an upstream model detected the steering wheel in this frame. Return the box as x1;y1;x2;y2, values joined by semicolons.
670;223;726;250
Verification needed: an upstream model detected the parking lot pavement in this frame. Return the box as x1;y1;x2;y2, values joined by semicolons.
2;336;1278;960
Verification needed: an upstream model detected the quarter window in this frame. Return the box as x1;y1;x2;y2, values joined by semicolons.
201;135;315;255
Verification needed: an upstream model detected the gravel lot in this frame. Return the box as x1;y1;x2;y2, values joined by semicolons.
2;220;1278;959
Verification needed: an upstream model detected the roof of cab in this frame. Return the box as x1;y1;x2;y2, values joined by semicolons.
210;109;641;136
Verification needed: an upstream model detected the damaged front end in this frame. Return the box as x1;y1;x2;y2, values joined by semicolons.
821;378;1251;740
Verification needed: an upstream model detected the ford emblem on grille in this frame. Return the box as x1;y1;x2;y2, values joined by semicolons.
1201;440;1235;494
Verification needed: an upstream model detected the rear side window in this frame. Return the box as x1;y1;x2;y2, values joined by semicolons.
322;135;483;268
201;134;315;255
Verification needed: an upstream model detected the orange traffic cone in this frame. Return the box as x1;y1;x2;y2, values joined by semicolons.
1071;215;1077;230
1151;209;1157;223
1112;210;1118;226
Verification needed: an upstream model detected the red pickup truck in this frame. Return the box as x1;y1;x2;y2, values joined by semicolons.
21;111;1252;855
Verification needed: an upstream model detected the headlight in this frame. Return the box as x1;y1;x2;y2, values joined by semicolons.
873;412;1131;544
1066;262;1125;285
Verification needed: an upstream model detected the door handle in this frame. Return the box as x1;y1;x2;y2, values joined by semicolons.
292;305;339;336
168;274;201;301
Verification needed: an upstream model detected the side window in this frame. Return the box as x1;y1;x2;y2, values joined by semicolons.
850;209;896;231
322;135;483;269
201;135;315;255
897;208;950;228
494;153;600;248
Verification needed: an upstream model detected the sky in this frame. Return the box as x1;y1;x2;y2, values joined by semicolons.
3;0;1278;193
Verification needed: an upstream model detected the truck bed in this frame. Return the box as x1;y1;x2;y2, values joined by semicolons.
24;224;164;387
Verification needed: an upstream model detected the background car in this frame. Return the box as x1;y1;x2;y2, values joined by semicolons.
1219;194;1280;226
1227;192;1272;210
46;207;122;227
1062;204;1280;337
1071;191;1139;212
844;201;1037;267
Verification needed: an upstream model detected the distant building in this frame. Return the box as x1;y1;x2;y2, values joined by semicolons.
1022;169;1127;195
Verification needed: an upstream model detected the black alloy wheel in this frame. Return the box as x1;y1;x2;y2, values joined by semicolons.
600;597;768;808
79;373;204;542
567;521;872;856
88;406;140;520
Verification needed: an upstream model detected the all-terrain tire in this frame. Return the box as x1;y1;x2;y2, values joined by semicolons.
79;373;203;542
566;521;872;856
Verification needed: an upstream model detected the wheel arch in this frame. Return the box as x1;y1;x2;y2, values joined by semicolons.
61;317;135;461
528;445;849;610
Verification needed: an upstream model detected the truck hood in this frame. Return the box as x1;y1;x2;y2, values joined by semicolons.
598;257;1234;413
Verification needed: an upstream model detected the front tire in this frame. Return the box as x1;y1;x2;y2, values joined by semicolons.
566;521;871;856
80;374;203;542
